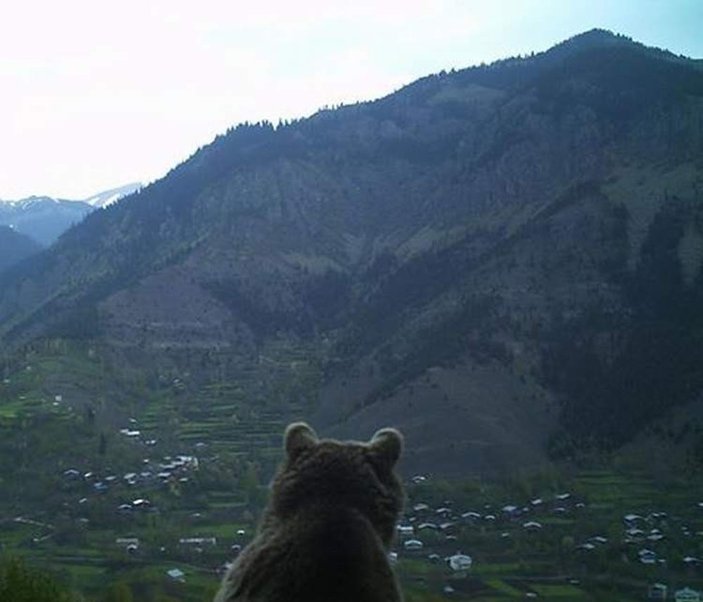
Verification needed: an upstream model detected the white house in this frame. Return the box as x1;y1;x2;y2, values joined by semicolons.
639;549;658;565
403;539;424;551
397;525;414;536
523;521;543;531
179;537;217;546
674;587;701;602
167;568;185;581
448;554;472;572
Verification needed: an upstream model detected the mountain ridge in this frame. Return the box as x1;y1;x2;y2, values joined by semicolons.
1;30;702;473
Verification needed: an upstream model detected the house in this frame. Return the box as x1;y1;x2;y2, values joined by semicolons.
397;525;414;536
179;537;216;547
413;503;430;512
674;587;700;602
639;549;658;565
119;429;141;438
115;537;139;549
623;513;645;528
523;521;543;531
403;539;424;551
502;505;519;517
589;536;608;545
166;568;185;581
648;583;667;600
461;511;482;522
448;554;472;572
577;543;596;552
625;528;646;543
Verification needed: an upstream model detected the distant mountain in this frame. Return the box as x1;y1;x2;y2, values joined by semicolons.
1;30;702;473
0;225;41;274
83;182;142;208
0;183;141;246
0;197;93;246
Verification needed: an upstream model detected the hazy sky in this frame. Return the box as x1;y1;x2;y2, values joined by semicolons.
1;0;702;200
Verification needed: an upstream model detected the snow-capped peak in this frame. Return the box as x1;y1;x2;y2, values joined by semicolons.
83;182;142;208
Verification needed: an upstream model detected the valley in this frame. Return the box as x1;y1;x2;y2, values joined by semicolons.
1;28;703;601
0;342;702;601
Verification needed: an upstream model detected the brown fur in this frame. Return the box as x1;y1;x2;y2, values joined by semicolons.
214;422;405;602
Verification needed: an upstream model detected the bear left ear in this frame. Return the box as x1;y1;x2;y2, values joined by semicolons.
284;422;318;460
369;427;403;467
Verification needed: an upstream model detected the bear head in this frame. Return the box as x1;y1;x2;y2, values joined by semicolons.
269;422;404;547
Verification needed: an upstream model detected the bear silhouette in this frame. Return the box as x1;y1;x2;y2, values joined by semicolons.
214;422;405;602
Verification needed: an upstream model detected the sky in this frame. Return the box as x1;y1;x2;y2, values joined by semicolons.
1;0;702;200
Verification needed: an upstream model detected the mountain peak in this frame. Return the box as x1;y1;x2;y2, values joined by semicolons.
564;28;628;47
545;28;687;63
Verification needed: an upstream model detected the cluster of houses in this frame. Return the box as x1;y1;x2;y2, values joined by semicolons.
573;510;703;570
59;421;202;519
395;477;703;599
390;485;585;578
61;451;199;499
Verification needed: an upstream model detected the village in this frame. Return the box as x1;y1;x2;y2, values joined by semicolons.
10;441;702;601
1;358;702;601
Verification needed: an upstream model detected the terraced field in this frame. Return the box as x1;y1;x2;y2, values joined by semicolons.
1;343;702;601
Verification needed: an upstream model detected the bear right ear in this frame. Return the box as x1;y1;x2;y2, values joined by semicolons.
284;422;318;460
369;427;403;468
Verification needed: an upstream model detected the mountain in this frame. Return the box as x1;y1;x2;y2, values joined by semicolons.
0;196;93;247
0;183;142;246
83;182;142;208
1;30;702;474
0;225;41;274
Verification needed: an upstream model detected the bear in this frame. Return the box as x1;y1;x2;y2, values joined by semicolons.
214;422;405;602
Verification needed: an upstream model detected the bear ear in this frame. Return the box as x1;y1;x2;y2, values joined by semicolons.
369;427;403;467
284;422;318;460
